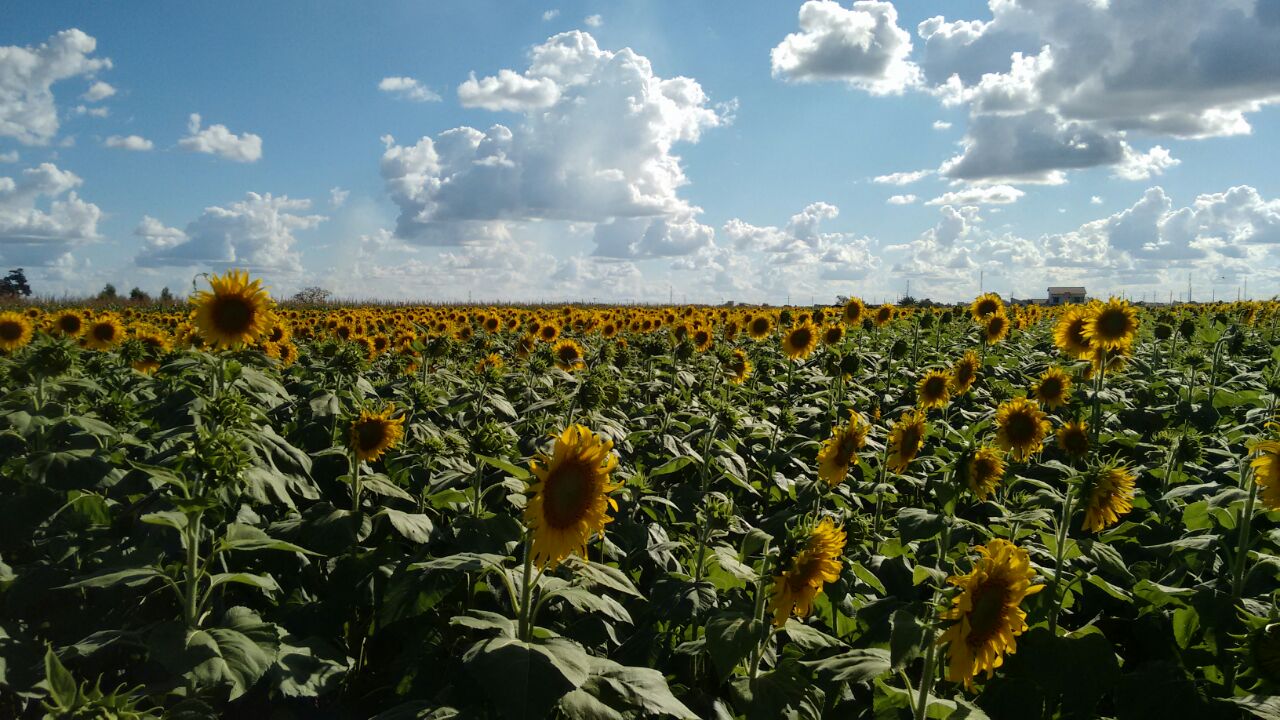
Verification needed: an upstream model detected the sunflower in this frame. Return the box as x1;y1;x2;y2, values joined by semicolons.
475;352;504;374
939;539;1044;690
1057;420;1089;459
768;518;847;626
951;351;980;395
822;324;845;346
349;405;406;462
816;411;869;487
1081;464;1136;532
917;369;952;410
525;424;621;568
691;327;713;352
1248;438;1280;511
131;325;171;374
52;310;84;337
1082;298;1139;353
725;349;752;385
553;338;586;371
983;313;1010;345
84;314;125;351
966;446;1006;501
887;409;928;474
1084;344;1128;378
0;312;34;352
782;322;819;360
516;333;537;359
995;397;1050;462
874;304;895;327
1032;367;1073;410
970;293;1004;322
1053;306;1093;359
191;270;274;349
747;315;773;340
842;297;865;326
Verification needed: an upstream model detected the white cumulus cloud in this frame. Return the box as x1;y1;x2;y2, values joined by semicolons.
136;192;326;271
178;113;262;163
104;134;152;151
81;80;115;102
771;0;921;94
0;162;102;267
0;29;112;145
925;184;1025;205
378;76;442;102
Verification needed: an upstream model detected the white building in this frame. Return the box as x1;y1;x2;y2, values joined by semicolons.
1047;287;1087;305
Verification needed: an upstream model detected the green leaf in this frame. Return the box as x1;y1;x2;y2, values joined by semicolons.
897;508;943;543
206;572;280;595
362;474;415;502
562;558;643;598
409;553;506;573
704;614;762;681
850;561;887;595
219;523;315;555
61;567;169;590
559;656;696;719
889;607;925;671
156;607;282;701
43;646;79;710
462;635;591;720
802;647;891;684
378;508;434;543
546;587;633;624
1228;695;1280;720
476;455;532;481
648;456;694;478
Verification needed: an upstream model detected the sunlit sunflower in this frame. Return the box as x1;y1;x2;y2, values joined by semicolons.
966;446;1006;501
725;349;752;385
52;310;84;337
747;315;773;340
1053;306;1093;359
887;409;928;474
191;270;274;349
475;352;504;374
843;297;865;326
1032;367;1073;410
994;396;1050;462
1082;298;1139;353
0;312;34;352
917;369;953;410
782;321;819;360
970;293;1004;322
939;539;1044;690
874;304;895;327
951;351;980;395
84;314;125;351
1056;420;1089;459
539;323;561;343
553;338;586;371
1084;344;1129;378
131;325;171;374
349;404;406;462
983;313;1010;345
516;333;537;359
279;341;299;366
525;424;621;568
1248;437;1280;511
816;410;869;487
1080;464;1136;533
691;327;713;352
768;518;847;626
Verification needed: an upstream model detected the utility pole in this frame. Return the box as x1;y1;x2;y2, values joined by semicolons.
1188;272;1192;304
979;270;984;294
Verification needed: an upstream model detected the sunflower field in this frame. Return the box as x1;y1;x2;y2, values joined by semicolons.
1;271;1280;719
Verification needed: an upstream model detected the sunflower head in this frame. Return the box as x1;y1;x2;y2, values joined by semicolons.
983;313;1010;345
725;348;752;385
816;411;869;487
951;350;980;395
768;517;847;626
1080;463;1136;533
822;324;844;346
842;297;865;326
1033;367;1073;409
525;424;621;568
1082;298;1139;353
994;396;1050;462
874;304;895;327
939;539;1044;689
553;338;586;371
917;369;953;410
887;409;928;474
965;446;1006;501
1248;438;1280;511
0;311;34;352
349;405;406;462
747;315;773;340
475;352;504;374
191;270;274;349
970;293;1004;322
53;310;84;337
1054;307;1093;359
1056;419;1090;459
782;322;819;360
84;314;125;351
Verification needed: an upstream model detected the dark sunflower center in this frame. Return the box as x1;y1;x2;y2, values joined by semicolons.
973;457;997;481
1039;378;1062;399
0;321;22;341
541;327;556;340
899;425;921;453
211;296;254;335
93;323;117;342
558;345;580;363
542;459;593;528
59;315;81;332
790;328;812;348
1096;309;1129;339
270;326;285;342
1005;411;1037;444
1068;320;1090;347
988;317;1006;334
957;364;975;384
825;328;842;343
924;376;947;398
976;299;998;316
355;419;391;452
695;331;709;345
1064;430;1088;453
966;579;1011;646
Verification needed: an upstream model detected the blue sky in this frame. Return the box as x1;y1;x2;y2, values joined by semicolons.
2;0;1279;303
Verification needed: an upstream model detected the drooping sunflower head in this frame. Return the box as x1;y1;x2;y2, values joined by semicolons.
917;369;953;410
84;314;124;351
817;411;869;487
782;321;819;360
130;324;172;374
349;404;406;462
1054;306;1093;359
1082;298;1139;353
887;409;928;474
994;396;1050;462
1033;367;1073;409
725;348;752;385
768;517;847;626
516;333;537;359
525;424;621;568
553;338;586;372
1248;438;1280;511
747;314;773;340
842;297;865;326
191;270;274;349
1080;463;1136;533
966;446;1006;501
970;293;1004;322
0;311;34;352
951;350;980;395
53;310;84;337
1056;419;1090;459
939;539;1044;690
983;312;1010;345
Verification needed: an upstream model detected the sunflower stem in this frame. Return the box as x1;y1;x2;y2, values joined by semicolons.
517;532;537;642
349;450;362;514
1047;479;1077;635
1224;456;1258;693
749;538;773;685
1089;349;1106;449
913;606;939;720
